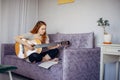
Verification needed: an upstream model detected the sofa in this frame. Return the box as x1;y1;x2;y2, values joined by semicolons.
1;32;100;80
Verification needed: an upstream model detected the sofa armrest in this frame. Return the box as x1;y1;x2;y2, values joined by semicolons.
1;43;15;55
1;43;15;62
62;47;100;80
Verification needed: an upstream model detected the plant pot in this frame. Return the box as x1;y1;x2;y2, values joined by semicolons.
103;33;112;44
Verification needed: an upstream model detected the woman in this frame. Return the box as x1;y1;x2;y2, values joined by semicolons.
15;21;60;63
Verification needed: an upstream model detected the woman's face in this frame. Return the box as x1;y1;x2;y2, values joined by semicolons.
38;25;46;35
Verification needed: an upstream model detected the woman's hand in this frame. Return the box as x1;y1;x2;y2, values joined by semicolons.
56;44;61;48
26;44;35;50
52;58;59;62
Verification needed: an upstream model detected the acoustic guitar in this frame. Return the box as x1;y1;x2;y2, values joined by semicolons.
15;39;70;59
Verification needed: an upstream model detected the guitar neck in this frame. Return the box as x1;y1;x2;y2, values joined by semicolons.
34;42;60;48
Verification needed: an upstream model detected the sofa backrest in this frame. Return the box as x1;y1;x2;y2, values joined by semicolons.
1;32;94;62
48;32;94;49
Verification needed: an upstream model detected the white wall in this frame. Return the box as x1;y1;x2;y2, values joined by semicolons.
38;0;120;45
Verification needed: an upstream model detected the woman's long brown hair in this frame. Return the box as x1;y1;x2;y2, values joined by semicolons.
30;21;47;43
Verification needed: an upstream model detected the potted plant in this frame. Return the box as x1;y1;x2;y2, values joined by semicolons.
97;17;112;44
97;17;110;34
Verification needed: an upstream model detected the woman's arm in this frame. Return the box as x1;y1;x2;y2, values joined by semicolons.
46;35;61;49
14;35;34;50
47;44;61;50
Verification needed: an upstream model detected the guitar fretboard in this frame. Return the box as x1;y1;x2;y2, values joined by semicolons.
34;42;60;48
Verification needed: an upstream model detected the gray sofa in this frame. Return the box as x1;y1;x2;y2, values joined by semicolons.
1;32;100;80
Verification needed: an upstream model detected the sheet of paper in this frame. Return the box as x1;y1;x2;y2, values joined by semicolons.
38;61;58;69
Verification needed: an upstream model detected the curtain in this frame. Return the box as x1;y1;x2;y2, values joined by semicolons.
0;0;39;63
1;0;39;43
0;0;1;42
0;0;1;63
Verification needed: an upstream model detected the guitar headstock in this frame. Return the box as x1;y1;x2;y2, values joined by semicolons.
60;41;71;47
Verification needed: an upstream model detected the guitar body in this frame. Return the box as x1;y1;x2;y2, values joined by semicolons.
15;39;42;59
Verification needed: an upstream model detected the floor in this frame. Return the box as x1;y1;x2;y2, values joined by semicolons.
0;72;33;80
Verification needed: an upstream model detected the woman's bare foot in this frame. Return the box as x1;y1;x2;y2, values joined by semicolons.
51;58;59;62
32;61;36;63
42;54;51;62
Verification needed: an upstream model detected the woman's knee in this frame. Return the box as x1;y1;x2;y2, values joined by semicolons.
28;53;39;62
29;53;38;58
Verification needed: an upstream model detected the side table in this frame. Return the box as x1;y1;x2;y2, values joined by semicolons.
100;44;120;80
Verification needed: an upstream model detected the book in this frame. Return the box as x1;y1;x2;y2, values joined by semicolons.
38;61;58;69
